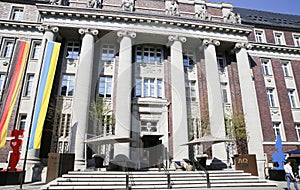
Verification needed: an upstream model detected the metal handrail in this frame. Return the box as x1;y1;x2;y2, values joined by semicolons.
192;159;211;188
161;163;172;189
124;161;134;190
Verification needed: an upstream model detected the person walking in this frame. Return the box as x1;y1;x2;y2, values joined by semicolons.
284;160;299;190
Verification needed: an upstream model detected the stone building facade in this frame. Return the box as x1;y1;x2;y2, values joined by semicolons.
0;0;299;181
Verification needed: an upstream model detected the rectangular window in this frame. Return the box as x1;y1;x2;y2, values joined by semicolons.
99;76;112;97
261;59;272;76
59;113;72;137
31;41;41;59
136;78;163;98
0;74;6;98
101;44;115;62
255;30;265;43
295;123;300;141
24;74;34;97
274;32;285;45
1;39;15;58
293;35;300;47
10;7;24;21
266;88;276;107
217;56;226;73
288;89;296;108
18;114;27;130
144;78;155;97
66;42;80;59
61;74;75;96
221;83;229;104
185;81;197;101
183;52;194;67
135;78;141;97
272;122;282;139
135;46;163;64
282;61;291;77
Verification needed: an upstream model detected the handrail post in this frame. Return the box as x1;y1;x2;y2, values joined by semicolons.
167;173;171;189
206;172;211;188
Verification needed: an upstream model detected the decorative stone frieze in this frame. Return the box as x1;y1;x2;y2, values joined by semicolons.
168;35;186;43
87;0;101;8
121;0;135;12
166;0;180;16
202;39;220;46
78;28;99;36
37;25;59;33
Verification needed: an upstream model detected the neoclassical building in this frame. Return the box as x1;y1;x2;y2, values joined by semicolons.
0;0;299;180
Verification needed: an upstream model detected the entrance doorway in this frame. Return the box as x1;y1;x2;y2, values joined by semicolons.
141;135;163;168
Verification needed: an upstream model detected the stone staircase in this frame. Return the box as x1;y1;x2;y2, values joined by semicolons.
43;169;278;189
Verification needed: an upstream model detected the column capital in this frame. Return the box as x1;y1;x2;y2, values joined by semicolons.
168;35;187;43
37;25;59;33
234;42;252;50
202;38;220;47
117;30;136;39
78;28;99;36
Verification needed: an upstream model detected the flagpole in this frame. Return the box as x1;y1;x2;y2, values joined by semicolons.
19;39;48;190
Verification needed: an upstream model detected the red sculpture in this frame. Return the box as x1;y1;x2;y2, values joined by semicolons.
8;130;24;171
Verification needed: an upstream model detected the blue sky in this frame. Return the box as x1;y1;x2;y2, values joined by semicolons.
211;0;300;15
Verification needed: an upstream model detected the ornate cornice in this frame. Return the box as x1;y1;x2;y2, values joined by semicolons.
78;28;99;36
0;20;40;30
36;4;253;36
235;42;252;50
202;38;220;46
168;35;186;43
250;43;300;54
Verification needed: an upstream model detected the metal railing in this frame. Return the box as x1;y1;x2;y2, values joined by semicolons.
161;163;172;189
124;161;134;190
192;159;211;188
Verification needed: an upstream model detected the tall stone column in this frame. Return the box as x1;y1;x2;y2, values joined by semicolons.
72;28;98;170
168;35;188;160
114;31;136;159
203;39;227;160
21;25;59;182
234;42;265;178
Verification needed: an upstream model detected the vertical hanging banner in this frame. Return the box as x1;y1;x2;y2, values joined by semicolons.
29;41;61;149
0;40;30;148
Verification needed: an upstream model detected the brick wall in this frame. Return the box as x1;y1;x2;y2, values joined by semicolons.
251;56;274;141
292;60;300;104
264;28;275;44
272;58;297;142
284;31;295;46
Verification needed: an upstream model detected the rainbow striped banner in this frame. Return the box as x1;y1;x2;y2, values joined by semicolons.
0;40;30;148
29;41;60;149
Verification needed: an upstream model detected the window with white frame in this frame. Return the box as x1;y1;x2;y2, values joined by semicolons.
0;74;6;98
101;44;115;62
18;114;27;130
135;46;163;64
274;32;285;45
23;74;34;97
266;88;276;107
185;81;197;101
66;42;80;59
59;113;71;137
221;83;229;104
60;74;75;96
295;123;300;141
10;7;24;21
183;51;194;67
261;59;272;76
217;56;226;73
31;41;41;59
135;78;163;98
99;76;112;97
282;61;291;77
288;89;297;108
254;30;266;43
293;34;300;47
272;122;282;139
1;39;14;58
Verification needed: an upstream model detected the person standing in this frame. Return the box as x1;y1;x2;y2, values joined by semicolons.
284;160;299;190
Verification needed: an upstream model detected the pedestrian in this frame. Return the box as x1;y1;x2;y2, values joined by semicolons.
284;160;299;190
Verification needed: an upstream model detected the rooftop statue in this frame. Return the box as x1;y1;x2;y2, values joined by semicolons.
121;0;134;12
87;0;101;8
166;0;180;16
195;4;211;20
224;11;241;24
